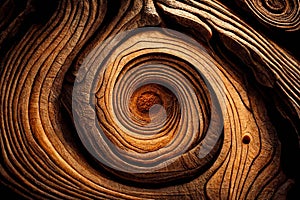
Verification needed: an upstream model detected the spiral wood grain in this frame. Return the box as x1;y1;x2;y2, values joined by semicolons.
71;27;226;184
236;0;300;31
0;0;299;199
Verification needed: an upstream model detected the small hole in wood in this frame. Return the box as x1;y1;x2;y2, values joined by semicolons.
242;134;251;144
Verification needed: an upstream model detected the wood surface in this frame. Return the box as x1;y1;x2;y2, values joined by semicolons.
0;0;299;199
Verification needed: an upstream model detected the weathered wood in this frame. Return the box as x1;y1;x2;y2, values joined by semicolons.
0;0;299;199
235;0;300;31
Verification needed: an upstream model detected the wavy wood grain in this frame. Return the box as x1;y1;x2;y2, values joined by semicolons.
0;0;299;199
235;0;300;31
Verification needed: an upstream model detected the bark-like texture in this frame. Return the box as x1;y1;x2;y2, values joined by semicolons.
0;0;299;199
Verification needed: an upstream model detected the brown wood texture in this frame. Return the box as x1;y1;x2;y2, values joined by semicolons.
0;0;299;199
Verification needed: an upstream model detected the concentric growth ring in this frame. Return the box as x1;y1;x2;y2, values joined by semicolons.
72;28;226;184
244;0;300;30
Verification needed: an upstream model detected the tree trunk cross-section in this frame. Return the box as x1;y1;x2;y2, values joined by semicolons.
0;0;299;199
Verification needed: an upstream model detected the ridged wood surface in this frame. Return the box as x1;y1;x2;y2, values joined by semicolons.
0;0;299;199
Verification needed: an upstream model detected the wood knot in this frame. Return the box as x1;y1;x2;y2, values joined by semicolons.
242;133;252;144
129;83;174;122
137;92;162;113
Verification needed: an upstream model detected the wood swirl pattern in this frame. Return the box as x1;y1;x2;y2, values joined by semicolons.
0;0;299;199
235;0;300;31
